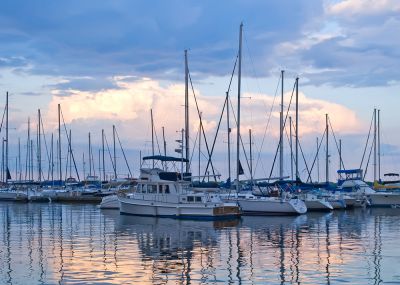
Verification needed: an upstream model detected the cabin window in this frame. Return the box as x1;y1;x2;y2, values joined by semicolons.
158;185;163;193
195;196;202;202
150;185;157;193
142;184;147;193
136;184;141;192
187;196;194;202
165;185;170;194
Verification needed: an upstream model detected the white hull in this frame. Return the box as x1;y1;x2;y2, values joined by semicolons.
367;192;400;207
0;190;28;201
100;195;120;209
232;197;307;215
119;197;240;219
329;199;346;209
304;199;333;211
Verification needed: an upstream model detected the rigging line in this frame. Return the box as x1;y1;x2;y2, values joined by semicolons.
188;122;200;171
363;133;375;180
226;95;253;179
188;70;217;180
39;114;51;180
298;134;313;184
202;54;238;180
104;133;116;176
254;72;281;176
202;96;227;180
60;108;80;181
153;119;162;156
307;129;327;183
328;117;346;171
360;111;374;169
115;128;132;177
268;79;297;179
0;101;6;134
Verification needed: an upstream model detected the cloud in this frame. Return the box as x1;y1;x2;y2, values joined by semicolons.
327;0;400;17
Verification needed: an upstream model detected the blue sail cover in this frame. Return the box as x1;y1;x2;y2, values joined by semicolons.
142;155;189;162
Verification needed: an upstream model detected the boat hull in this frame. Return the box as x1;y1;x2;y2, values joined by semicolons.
235;198;307;215
100;195;120;209
367;193;400;207
119;197;240;220
304;199;333;211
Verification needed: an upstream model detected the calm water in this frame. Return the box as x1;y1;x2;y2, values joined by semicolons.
1;202;400;284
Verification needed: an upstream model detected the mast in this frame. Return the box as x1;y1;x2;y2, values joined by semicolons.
51;134;54;184
113;125;117;179
226;92;231;185
28;117;31;181
88;132;92;177
38;109;41;182
317;137;320;182
151;109;154;168
18;138;21;182
102;129;105;181
378;109;381;182
295;77;299;181
5;92;8;184
184;49;189;173
198;113;202;178
373;108;377;182
1;138;4;182
82;152;85;182
162;126;166;170
58;104;62;181
289;116;293;181
236;22;243;193
69;130;72;177
339;139;342;171
30;139;33;181
279;70;284;180
249;129;253;189
325;114;329;184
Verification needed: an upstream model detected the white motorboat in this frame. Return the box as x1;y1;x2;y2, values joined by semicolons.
119;156;240;220
338;169;400;207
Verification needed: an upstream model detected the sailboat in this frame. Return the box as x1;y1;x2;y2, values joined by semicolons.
220;24;306;215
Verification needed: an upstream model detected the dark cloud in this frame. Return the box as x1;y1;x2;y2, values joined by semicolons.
0;0;323;90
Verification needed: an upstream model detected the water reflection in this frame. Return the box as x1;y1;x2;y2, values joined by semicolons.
1;202;400;284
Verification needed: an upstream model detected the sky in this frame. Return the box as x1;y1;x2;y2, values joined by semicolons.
0;0;399;182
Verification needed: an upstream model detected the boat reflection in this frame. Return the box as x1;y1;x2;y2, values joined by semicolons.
0;203;399;284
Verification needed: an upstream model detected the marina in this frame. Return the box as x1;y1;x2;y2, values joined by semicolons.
1;1;400;284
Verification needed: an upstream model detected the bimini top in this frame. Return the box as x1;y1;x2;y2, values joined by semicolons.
337;169;362;174
143;155;189;163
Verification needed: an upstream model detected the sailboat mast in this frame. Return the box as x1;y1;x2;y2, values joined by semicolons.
279;70;284;180
317;137;320;182
249;129;253;189
373;108;377;182
339;139;342;171
69;130;72;177
58;104;62;182
151;109;154;168
289;116;293;181
38;109;42;182
236;22;243;193
184;50;189;173
18;138;21;182
28;117;31;181
5;91;8;184
325;113;329;184
102;129;105;181
51;134;54;183
226;92;231;185
295;77;299;181
89;132;92;176
378;109;381;182
113;125;117;179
